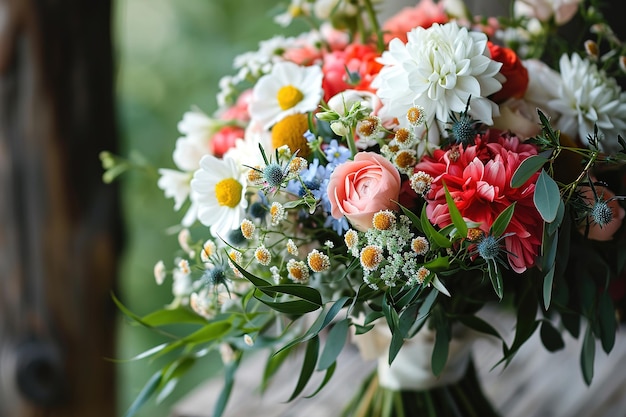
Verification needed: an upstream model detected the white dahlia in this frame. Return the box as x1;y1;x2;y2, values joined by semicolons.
374;22;503;132
248;61;323;129
549;53;626;152
191;155;248;238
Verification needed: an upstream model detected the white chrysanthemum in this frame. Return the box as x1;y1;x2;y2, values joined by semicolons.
549;53;626;152
374;22;503;132
249;61;323;129
191;155;248;238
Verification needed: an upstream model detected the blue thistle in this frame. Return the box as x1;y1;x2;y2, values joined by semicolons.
263;163;286;188
446;96;482;146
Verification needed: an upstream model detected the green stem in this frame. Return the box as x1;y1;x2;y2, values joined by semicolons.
347;126;358;157
362;0;384;52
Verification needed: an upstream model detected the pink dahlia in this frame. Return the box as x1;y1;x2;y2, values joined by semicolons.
414;133;543;273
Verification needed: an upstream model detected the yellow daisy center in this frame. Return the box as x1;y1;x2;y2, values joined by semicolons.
277;85;304;110
215;178;243;208
271;113;311;157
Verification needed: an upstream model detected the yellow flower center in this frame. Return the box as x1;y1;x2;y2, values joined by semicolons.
215;178;243;208
277;85;304;110
271;113;311;157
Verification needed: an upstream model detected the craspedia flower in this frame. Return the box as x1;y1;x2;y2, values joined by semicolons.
270;202;286;225
411;236;429;255
307;249;331;272
344;229;359;251
407;106;425;126
247;167;264;185
254;245;272;266
289;156;308;174
286;239;299;256
240;219;256;239
372;210;396;231
271;113;311;158
467;228;484;242
360;245;384;271
356;116;381;140
393;127;415;148
287;259;310;283
416;266;431;284
394;149;417;174
201;240;217;263
409;171;433;196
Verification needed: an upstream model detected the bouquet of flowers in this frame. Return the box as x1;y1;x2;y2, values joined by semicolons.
103;0;626;416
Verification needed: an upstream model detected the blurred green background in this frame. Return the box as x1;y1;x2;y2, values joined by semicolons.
113;1;304;416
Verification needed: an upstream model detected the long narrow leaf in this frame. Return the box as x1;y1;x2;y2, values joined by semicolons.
581;324;596;385
213;354;242;417
491;203;516;238
288;336;320;401
318;319;350;371
443;182;468;239
305;362;337;398
122;371;162;417
421;205;452;248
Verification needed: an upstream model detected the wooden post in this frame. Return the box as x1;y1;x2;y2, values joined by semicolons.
0;0;121;416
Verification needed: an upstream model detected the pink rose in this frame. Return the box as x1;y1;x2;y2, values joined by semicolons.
327;152;401;231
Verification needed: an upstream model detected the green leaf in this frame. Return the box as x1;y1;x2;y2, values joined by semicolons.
598;291;617;353
388;329;405;365
431;311;451;376
539;321;564;352
266;285;323;306
431;275;451;297
546;199;565;236
288;335;320;401
407;289;438;338
213;354;242;417
156;356;196;403
257;298;321;315
262;346;294;392
581;323;596;385
421;205;452;248
534;169;560;222
142;307;208;326
510;154;548;188
305;362;337;398
122;370;162;417
318;319;350;371
443;182;468;239
455;315;503;340
490;203;516;238
487;261;504;300
423;256;450;272
542;266;555;309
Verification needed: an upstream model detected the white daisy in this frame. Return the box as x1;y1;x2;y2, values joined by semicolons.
191;154;248;238
548;53;626;153
374;22;503;132
248;61;323;129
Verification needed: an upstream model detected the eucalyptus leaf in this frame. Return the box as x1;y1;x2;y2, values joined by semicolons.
318;319;350;371
288;335;320;401
262;346;294;392
122;370;162;417
305;362;337;398
534;169;560;222
542;266;555;310
213;354;242;417
581;324;596;385
539;320;564;352
510;154;548;188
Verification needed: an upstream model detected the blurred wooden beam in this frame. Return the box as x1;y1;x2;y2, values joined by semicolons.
0;0;121;415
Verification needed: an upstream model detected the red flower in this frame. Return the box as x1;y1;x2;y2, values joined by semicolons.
321;44;383;101
488;42;529;104
381;0;448;44
414;133;543;273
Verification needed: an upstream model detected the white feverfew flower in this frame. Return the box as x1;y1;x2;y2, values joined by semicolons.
249;61;323;129
549;53;626;152
191;154;248;238
374;22;502;132
177;108;221;143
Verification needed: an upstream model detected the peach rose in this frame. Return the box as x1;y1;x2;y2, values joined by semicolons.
327;152;401;231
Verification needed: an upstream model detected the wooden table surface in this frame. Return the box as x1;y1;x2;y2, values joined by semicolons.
172;310;626;417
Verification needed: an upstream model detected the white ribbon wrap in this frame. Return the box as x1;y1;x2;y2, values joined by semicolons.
352;319;475;391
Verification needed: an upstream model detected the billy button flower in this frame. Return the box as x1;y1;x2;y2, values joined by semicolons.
359;245;384;271
286;259;310;283
307;249;331;273
372;210;396;231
